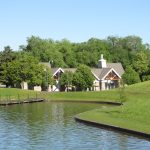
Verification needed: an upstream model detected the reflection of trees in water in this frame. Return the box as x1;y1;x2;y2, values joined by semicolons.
118;134;128;150
0;103;148;150
51;103;64;124
0;102;90;141
0;103;53;144
100;130;128;150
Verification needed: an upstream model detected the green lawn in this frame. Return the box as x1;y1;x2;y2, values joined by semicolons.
0;87;119;102
76;81;150;134
0;88;38;100
0;81;150;134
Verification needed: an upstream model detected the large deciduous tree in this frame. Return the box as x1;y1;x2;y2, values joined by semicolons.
122;66;141;85
60;71;73;91
73;65;94;91
132;51;149;80
25;36;65;67
0;46;16;84
1;55;45;88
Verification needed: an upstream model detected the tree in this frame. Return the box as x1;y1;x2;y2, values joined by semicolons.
41;67;54;91
25;36;66;67
56;39;77;67
72;65;94;91
142;68;150;81
0;46;16;62
1;55;45;88
132;51;149;80
1;61;21;87
122;36;143;52
0;46;16;84
122;66;141;85
60;71;73;91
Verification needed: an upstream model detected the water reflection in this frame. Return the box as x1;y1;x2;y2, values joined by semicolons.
0;102;149;150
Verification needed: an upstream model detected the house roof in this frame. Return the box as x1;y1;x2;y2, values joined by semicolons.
99;68;112;79
52;68;64;76
91;63;124;80
107;63;124;76
41;62;124;80
101;68;121;80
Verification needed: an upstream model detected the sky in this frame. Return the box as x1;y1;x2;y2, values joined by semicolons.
0;0;150;50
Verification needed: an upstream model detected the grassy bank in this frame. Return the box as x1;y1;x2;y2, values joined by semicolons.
0;88;39;101
76;81;150;134
0;87;119;102
0;81;150;134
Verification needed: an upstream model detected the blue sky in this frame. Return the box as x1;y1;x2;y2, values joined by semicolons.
0;0;150;50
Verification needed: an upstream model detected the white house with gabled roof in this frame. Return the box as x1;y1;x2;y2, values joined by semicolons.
42;54;124;92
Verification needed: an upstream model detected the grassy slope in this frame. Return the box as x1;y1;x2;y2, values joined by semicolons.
76;81;150;134
0;81;150;133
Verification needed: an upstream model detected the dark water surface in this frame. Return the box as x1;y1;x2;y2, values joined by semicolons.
0;102;149;150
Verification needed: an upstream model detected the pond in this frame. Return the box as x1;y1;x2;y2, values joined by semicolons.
0;102;149;150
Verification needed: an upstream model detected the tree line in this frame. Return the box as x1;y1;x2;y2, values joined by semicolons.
0;35;150;89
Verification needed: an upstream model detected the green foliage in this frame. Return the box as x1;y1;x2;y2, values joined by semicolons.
118;80;127;104
1;55;45;87
57;39;77;67
60;71;73;91
132;51;149;80
142;74;150;81
76;81;150;133
25;36;66;67
122;66;141;85
1;61;21;87
22;35;150;71
41;67;54;90
0;46;16;63
73;65;94;91
0;46;16;83
1;35;150;87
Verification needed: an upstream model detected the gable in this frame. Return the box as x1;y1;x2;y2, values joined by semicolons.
102;68;121;80
53;68;64;76
107;63;124;76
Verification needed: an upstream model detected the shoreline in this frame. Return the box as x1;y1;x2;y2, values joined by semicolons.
49;99;121;105
75;115;150;140
0;98;45;106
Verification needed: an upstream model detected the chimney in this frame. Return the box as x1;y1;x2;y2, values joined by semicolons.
98;54;106;68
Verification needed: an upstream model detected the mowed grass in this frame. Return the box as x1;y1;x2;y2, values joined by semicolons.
0;81;150;133
76;81;150;134
0;88;38;100
0;87;119;102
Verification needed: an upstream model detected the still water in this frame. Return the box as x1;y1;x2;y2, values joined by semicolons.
0;102;149;150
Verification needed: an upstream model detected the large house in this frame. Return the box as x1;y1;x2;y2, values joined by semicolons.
43;54;124;92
